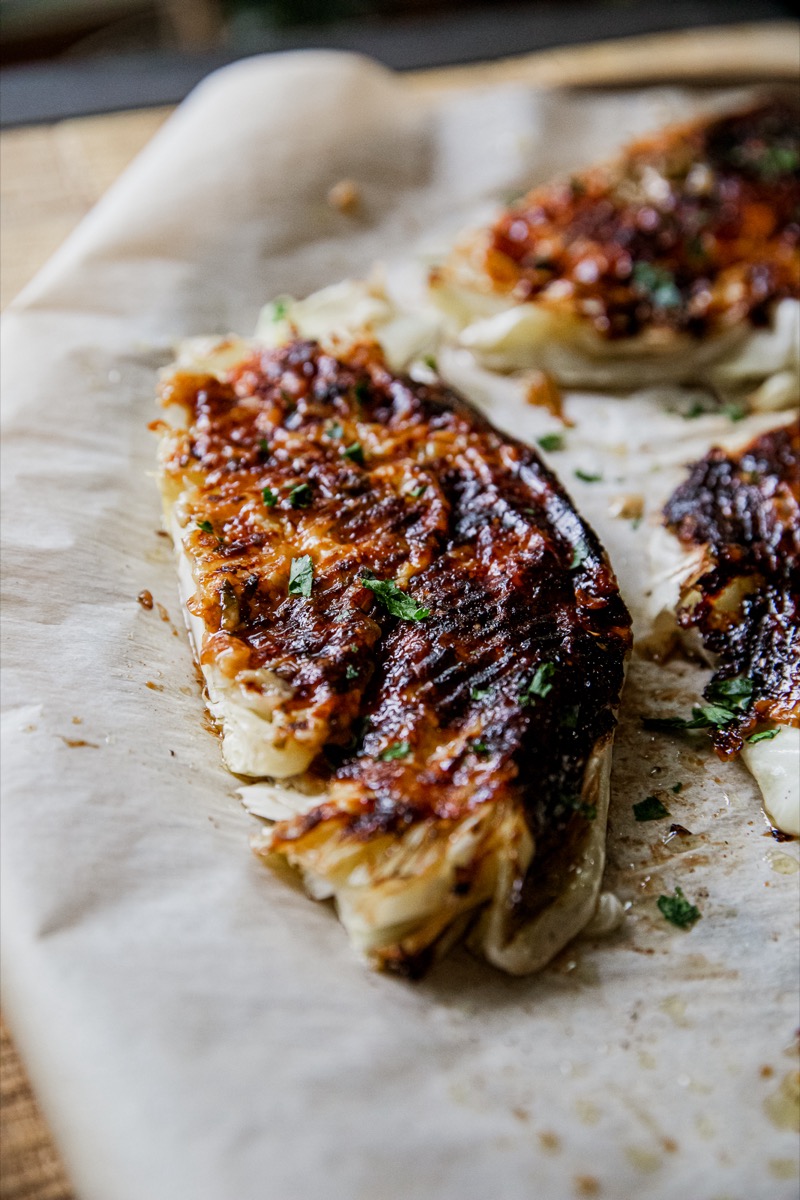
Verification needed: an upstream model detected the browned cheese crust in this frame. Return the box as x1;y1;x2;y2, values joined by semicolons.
663;418;800;755
476;100;800;340
157;339;632;969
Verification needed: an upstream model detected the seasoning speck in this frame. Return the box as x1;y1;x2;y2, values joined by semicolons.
327;178;360;214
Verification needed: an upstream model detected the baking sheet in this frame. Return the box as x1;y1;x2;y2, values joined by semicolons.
1;52;798;1200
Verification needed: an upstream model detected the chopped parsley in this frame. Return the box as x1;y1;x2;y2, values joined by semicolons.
422;354;438;371
632;261;682;309
378;741;410;761
707;676;753;711
733;143;800;179
341;441;365;465
471;685;492;701
684;400;709;420
520;662;555;705
410;484;427;499
288;554;314;598
471;740;490;757
570;543;588;570
747;728;780;745
657;886;701;929
269;297;289;322
325;421;343;440
261;486;278;507
196;520;214;535
362;577;430;621
644;675;753;733
723;402;747;423
345;664;359;681
633;795;670;822
289;482;312;508
354;380;370;406
560;794;597;821
537;433;565;453
259;437;270;454
643;705;734;733
575;469;602;483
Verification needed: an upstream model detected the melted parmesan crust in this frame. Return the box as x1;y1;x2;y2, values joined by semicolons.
431;100;800;393
155;333;631;974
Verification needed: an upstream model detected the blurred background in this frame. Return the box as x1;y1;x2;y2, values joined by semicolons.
2;0;798;124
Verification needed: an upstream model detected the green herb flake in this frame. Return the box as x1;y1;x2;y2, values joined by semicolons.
345;664;359;681
325;422;343;440
537;433;565;453
259;437;270;454
422;354;438;372
354;380;370;406
657;886;701;930
697;702;741;728
288;554;314;599
747;728;780;745
684;401;709;420
261;486;278;508
739;144;800;178
196;519;214;535
341;442;365;465
671;782;683;794
723;402;746;423
575;469;603;483
362;577;431;621
632;262;682;309
378;741;411;761
410;484;427;500
471;686;492;701
634;795;670;822
643;678;753;735
471;740;490;757
707;676;753;712
570;543;588;570
520;662;555;706
289;482;312;509
270;297;289;322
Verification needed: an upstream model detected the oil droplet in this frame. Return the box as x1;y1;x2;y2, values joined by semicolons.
539;1130;560;1154
660;994;691;1027
769;1158;799;1180
625;1147;661;1173
764;1071;800;1132
766;851;800;875
574;1099;601;1125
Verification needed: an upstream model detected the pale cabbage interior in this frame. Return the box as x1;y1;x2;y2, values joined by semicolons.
244;739;616;975
430;231;800;405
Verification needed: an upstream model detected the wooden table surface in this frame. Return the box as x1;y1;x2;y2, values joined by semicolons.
0;21;795;1198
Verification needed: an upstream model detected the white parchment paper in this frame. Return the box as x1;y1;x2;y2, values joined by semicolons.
2;53;798;1200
